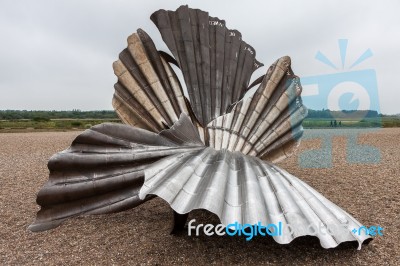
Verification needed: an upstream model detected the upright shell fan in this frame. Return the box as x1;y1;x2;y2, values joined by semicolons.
150;6;263;127
29;5;371;250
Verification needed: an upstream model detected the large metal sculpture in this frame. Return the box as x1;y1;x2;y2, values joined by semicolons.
29;5;371;249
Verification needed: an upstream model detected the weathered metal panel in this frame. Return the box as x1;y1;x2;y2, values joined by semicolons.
151;6;263;127
112;29;198;134
29;114;203;232
206;56;307;162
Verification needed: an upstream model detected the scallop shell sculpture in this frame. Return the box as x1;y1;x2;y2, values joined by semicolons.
29;5;371;249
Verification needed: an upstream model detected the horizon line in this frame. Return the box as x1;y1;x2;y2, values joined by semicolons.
1;109;400;115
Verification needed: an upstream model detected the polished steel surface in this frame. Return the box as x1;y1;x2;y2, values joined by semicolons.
139;147;370;249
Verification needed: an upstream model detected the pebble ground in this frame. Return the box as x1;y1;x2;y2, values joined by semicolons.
0;128;399;265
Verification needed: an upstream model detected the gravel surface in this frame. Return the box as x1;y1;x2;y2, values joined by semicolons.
0;129;399;265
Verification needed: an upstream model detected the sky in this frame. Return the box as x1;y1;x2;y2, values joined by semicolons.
0;0;399;114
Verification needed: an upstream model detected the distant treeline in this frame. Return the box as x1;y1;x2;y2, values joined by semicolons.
306;109;382;118
0;110;118;120
0;109;396;120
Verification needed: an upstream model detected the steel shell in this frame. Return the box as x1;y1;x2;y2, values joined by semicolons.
29;5;372;250
29;114;203;232
206;56;308;162
112;29;197;133
151;5;263;127
139;148;371;249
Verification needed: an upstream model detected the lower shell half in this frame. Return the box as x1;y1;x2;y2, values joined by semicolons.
139;147;371;249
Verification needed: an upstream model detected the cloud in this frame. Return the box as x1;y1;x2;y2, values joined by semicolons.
0;0;399;113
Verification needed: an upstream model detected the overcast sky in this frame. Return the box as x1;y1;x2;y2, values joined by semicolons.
0;0;399;114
